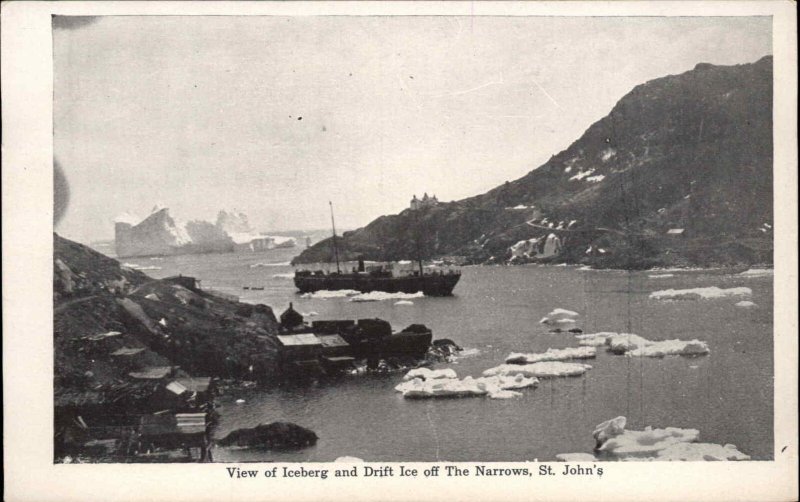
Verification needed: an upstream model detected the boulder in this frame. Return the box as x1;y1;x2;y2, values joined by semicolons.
217;421;318;449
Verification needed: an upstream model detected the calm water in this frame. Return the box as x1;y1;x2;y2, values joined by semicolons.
137;250;774;461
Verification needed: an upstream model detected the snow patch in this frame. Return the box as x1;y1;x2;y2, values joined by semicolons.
569;169;596;181
586;174;606;182
600;148;616;162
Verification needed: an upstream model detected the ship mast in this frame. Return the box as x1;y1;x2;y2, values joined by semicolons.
413;208;425;276
329;201;341;274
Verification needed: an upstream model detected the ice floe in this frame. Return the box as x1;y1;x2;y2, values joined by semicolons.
574;332;710;357
483;361;592;378
549;308;579;317
272;273;295;279
403;368;458;381
654;442;751;461
250;262;291;268
539;308;580;325
394;300;414;306
739;268;773;278
300;289;360;299
505;346;596;364
555;453;598;462
605;333;652;354
575;332;618;347
626;339;709;358
350;291;424;302
395;373;538;399
559;416;750;461
735;300;757;308
649;286;752;300
334;456;365;463
648;274;674;279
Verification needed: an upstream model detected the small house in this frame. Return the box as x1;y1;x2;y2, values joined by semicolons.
317;334;351;357
163;275;199;292
276;334;322;362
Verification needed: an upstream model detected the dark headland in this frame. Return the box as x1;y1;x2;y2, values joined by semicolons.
293;57;773;270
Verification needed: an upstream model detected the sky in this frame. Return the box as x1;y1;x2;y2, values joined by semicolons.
53;15;772;243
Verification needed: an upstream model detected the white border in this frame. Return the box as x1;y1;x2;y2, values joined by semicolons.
2;2;797;501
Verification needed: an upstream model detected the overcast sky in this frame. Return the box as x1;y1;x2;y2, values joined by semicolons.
53;15;771;243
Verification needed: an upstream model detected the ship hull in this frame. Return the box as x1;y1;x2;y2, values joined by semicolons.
294;273;460;296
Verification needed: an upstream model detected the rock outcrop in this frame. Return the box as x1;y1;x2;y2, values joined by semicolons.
217;422;318;449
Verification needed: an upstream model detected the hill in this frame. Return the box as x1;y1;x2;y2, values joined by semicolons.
293;56;773;269
54;233;282;397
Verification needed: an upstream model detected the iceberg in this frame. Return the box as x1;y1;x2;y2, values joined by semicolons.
483;361;591;378
626;339;709;358
735;300;757;308
394;300;415;306
505;346;596;364
649;286;752;300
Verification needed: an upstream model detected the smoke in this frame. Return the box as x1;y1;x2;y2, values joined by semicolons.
54;160;70;226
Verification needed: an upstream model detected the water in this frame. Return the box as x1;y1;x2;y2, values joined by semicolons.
140;250;773;461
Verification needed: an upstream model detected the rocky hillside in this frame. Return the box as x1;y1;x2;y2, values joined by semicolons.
54;233;282;397
294;56;773;269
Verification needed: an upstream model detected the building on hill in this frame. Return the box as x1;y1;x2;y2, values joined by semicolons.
410;192;439;210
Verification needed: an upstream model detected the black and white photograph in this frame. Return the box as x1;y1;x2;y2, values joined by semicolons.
2;2;798;501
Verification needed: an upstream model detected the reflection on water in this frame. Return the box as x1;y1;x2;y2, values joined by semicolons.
145;250;773;462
